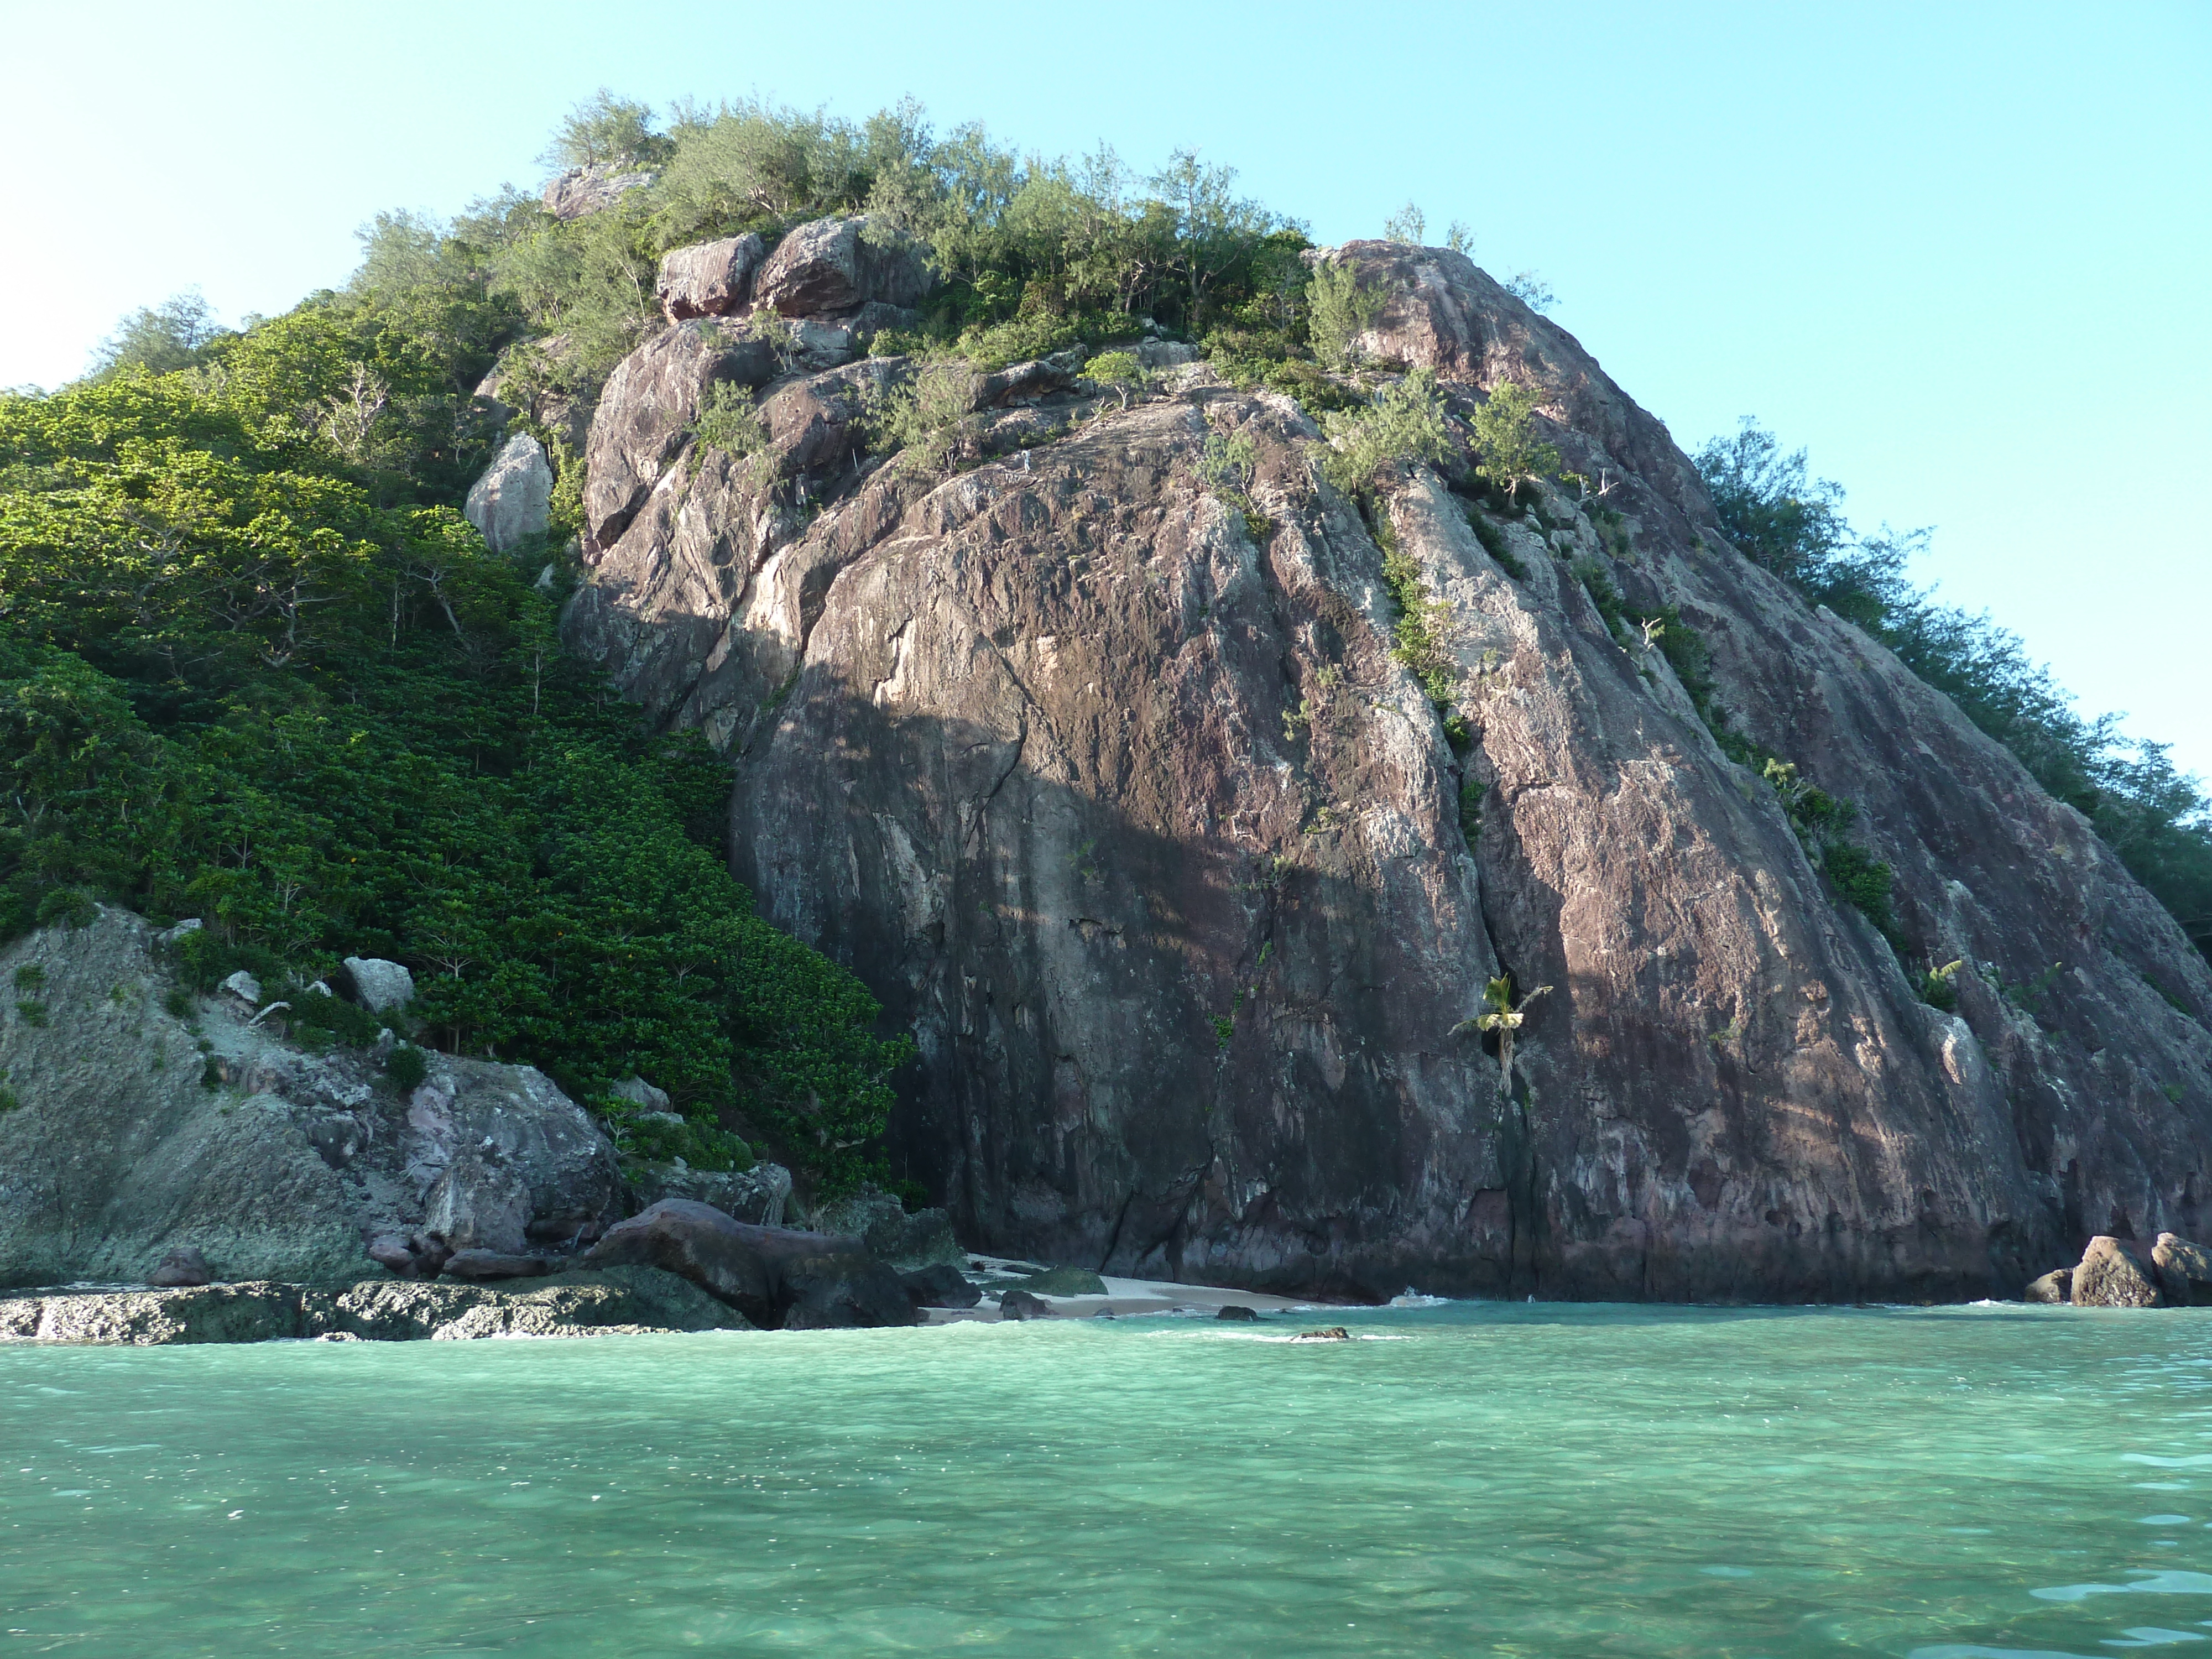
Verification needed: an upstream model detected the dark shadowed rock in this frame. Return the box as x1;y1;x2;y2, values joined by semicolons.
2025;1268;2072;1304
583;1198;917;1329
659;233;765;321
900;1262;980;1308
998;1288;1052;1321
2152;1233;2212;1306
149;1246;212;1287
441;1248;552;1281
1217;1305;1260;1322
752;216;932;317
2071;1237;2164;1307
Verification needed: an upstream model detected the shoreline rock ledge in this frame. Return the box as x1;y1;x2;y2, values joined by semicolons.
2027;1233;2212;1307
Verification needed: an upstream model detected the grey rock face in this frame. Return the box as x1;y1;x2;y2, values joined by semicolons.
465;432;553;554
0;910;625;1287
658;234;765;321
567;239;2212;1305
542;163;657;222
2071;1236;2164;1306
341;955;415;1014
752;216;933;317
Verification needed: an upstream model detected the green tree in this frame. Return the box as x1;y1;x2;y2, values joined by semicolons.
1307;259;1386;370
84;292;228;383
1468;380;1561;499
1319;367;1454;494
544;88;665;170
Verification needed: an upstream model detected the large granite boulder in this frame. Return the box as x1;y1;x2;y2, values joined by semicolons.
2152;1233;2212;1306
659;234;765;322
463;432;553;554
542;163;656;222
0;909;626;1288
583;1199;917;1329
565;238;2212;1305
2070;1237;2165;1307
752;216;932;317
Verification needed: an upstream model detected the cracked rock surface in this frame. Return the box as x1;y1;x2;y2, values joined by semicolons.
564;243;2212;1303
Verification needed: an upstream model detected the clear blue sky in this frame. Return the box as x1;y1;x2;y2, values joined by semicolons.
3;1;2205;779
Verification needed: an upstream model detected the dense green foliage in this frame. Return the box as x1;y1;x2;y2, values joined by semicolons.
3;331;907;1194
1697;420;2212;962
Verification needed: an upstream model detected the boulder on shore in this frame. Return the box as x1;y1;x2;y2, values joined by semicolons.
583;1198;917;1329
2070;1236;2166;1307
2152;1233;2212;1306
2025;1267;2072;1304
998;1288;1052;1321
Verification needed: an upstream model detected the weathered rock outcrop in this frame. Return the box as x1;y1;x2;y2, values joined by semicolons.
542;162;656;222
564;238;2212;1303
2070;1235;2164;1306
751;215;932;319
658;233;766;322
0;909;626;1287
0;1265;742;1344
463;432;552;554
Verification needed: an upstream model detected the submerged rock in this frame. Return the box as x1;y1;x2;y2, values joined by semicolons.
1216;1305;1261;1322
2070;1237;2165;1307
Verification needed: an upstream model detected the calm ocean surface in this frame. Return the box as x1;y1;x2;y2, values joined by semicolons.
6;1300;2212;1656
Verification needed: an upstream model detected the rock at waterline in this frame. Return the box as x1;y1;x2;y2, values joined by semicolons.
2070;1237;2166;1307
583;1198;917;1330
149;1246;212;1287
1292;1327;1352;1342
2025;1267;2072;1304
340;956;415;1014
0;1266;743;1345
2153;1233;2212;1306
997;1288;1052;1321
899;1262;980;1309
464;433;552;555
1216;1305;1260;1322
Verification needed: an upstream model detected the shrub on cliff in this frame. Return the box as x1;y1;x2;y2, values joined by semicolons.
0;358;909;1194
1318;367;1454;494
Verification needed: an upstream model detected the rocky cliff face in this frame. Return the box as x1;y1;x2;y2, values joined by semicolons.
564;234;2212;1302
0;909;626;1287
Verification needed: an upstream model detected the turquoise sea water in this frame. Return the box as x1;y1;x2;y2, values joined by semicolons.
7;1302;2212;1657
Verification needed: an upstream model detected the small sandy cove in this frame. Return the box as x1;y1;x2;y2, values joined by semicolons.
924;1257;1339;1325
